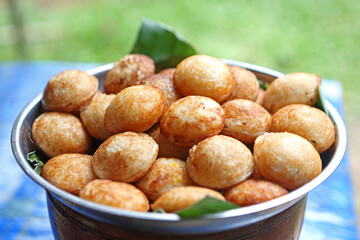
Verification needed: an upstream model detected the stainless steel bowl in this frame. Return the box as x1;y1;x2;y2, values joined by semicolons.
11;60;347;237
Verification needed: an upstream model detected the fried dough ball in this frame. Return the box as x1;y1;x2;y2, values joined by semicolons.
80;92;115;141
221;99;271;144
133;74;182;114
262;72;321;113
41;154;97;195
79;179;149;212
255;88;265;105
254;132;322;190
146;123;190;160
42;70;98;113
224;178;288;206
92;132;159;182
158;68;176;78
135;158;195;202
105;85;164;133
160;96;225;147
151;186;225;213
226;66;259;102
173;55;234;102
32;112;92;158
104;54;155;94
186;135;254;190
271;104;335;153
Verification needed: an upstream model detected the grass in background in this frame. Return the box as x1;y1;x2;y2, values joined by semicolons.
0;0;359;120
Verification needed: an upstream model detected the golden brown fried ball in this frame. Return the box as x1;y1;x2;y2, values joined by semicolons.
135;158;195;202
105;85;164;133
32;112;92;158
160;96;225;147
271;104;335;154
254;132;322;190
224;178;288;206
255;88;265;105
133;74;182;114
226;66;259;102
150;186;225;213
42;70;98;113
41;154;97;195
262;72;321;113
158;68;176;78
186;135;254;190
79;179;149;212
92;132;159;182
173;55;234;102
146;123;190;160
80;92;115;141
221;99;271;144
104;54;155;94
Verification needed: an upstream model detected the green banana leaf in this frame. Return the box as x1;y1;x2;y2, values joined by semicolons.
315;83;329;116
130;18;197;71
27;151;44;175
176;196;239;219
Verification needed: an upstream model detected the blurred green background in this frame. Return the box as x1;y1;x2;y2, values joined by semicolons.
0;0;359;121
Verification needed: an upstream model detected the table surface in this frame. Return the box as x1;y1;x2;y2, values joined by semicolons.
0;61;358;240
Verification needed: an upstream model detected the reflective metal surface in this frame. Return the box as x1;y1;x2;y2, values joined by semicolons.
11;60;347;234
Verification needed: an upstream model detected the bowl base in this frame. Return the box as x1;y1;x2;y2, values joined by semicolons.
47;192;306;240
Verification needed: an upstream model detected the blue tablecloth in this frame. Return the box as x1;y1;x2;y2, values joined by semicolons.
0;61;358;240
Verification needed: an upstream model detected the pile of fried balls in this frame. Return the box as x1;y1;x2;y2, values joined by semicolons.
32;54;335;213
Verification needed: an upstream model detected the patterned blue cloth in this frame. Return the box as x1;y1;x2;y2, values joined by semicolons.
0;62;358;239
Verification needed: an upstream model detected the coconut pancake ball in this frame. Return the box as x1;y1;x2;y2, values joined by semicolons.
151;186;225;213
104;54;155;94
160;95;225;147
254;132;322;190
186;135;254;189
173;55;234;102
42;70;98;113
32;112;92;158
41;153;97;195
105;85;164;133
80;179;149;212
91;132;159;183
